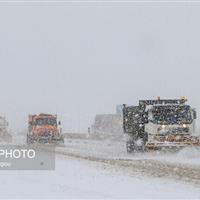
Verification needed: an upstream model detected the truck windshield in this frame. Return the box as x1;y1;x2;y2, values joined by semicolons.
151;105;192;125
34;118;57;126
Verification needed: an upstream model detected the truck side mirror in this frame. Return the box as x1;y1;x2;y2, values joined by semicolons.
193;110;197;119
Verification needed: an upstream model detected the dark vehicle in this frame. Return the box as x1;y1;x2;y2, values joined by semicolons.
123;97;200;153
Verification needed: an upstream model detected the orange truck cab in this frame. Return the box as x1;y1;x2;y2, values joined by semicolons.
27;113;64;144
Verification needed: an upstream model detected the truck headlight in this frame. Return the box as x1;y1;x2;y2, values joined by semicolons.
161;124;166;129
182;124;187;128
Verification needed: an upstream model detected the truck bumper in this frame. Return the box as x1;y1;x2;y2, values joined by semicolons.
146;141;200;150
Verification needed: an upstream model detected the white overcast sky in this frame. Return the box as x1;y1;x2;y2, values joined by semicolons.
0;2;200;132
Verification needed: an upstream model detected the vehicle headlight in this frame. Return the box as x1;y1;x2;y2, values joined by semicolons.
182;124;187;128
176;135;181;140
161;124;166;129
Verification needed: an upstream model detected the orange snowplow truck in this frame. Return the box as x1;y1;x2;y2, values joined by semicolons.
27;114;64;145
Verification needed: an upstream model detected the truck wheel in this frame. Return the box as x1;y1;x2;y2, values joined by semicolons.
134;137;146;152
26;136;29;144
137;140;145;152
126;138;146;153
27;135;31;145
61;136;64;144
126;141;134;153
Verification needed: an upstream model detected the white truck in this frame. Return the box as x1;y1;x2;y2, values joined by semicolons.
123;98;200;152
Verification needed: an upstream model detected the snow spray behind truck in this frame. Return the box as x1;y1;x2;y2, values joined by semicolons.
123;97;200;152
27;114;64;145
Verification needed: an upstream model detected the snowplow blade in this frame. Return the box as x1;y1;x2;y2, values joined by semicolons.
146;134;200;150
27;135;64;145
146;141;200;150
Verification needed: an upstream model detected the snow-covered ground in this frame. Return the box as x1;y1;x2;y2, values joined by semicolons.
62;137;200;166
1;134;199;198
55;136;200;185
0;155;200;199
12;134;200;167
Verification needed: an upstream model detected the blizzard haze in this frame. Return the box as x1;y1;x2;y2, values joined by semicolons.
0;3;200;132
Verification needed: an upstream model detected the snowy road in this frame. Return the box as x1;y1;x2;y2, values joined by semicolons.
54;137;200;184
0;155;200;199
2;134;199;198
